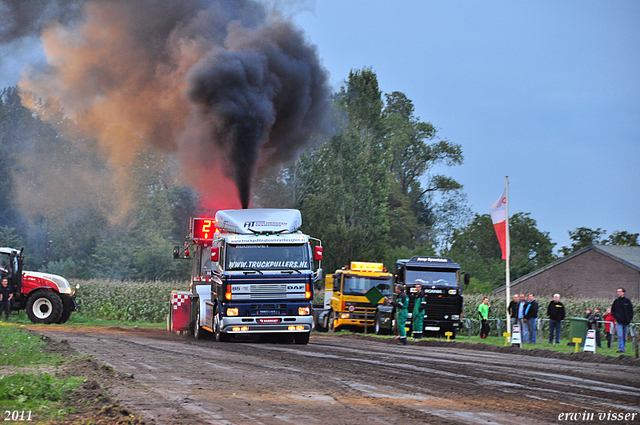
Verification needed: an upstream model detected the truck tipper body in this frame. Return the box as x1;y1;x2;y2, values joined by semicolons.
0;247;77;324
376;256;468;338
169;209;322;344
314;262;392;332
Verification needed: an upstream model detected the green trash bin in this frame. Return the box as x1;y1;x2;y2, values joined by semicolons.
567;317;589;347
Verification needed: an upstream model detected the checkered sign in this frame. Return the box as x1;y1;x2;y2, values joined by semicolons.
171;293;190;310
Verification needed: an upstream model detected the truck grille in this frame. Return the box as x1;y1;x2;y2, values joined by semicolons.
422;296;461;319
249;284;287;299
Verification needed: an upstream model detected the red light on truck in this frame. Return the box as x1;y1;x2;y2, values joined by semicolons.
305;283;312;300
225;286;232;300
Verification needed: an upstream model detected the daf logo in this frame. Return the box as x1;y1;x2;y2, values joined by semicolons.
287;285;304;290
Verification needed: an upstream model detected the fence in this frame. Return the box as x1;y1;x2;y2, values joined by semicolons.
462;317;640;356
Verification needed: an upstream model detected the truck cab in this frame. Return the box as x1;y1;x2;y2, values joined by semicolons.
170;209;322;345
376;256;468;338
315;262;392;332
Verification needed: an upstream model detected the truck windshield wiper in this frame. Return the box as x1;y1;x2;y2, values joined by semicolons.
242;268;264;275
281;267;302;274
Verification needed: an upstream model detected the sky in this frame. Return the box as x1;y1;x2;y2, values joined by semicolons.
291;1;640;251
1;1;638;252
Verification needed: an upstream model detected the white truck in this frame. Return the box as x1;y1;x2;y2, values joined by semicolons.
169;209;323;344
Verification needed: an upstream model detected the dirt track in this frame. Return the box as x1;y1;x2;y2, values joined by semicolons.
33;327;640;425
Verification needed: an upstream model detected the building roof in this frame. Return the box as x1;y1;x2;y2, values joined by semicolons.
493;245;640;294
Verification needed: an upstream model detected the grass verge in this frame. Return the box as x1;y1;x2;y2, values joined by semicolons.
321;329;637;357
0;323;85;422
5;310;167;329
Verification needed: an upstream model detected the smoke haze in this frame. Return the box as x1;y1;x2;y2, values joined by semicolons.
2;0;330;210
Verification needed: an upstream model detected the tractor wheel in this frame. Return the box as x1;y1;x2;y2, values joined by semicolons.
56;308;72;324
26;291;63;324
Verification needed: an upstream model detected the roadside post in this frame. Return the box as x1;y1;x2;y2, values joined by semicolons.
503;332;511;347
572;338;582;353
445;331;453;341
364;286;385;335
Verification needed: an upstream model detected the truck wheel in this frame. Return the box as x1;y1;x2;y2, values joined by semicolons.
194;308;210;340
214;315;229;342
328;311;339;332
375;311;389;335
294;332;310;345
26;291;63;324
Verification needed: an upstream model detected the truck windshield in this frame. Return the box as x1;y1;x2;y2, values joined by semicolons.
343;276;393;296
226;244;310;271
406;270;458;287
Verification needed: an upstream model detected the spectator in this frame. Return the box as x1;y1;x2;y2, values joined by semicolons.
547;294;565;345
524;293;538;344
518;292;529;343
585;307;594;326
0;278;12;321
478;297;490;339
603;307;616;349
593;307;603;348
611;287;634;353
508;294;519;323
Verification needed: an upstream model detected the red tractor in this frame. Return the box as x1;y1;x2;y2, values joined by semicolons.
0;247;77;324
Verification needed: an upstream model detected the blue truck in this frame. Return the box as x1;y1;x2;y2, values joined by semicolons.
169;209;323;344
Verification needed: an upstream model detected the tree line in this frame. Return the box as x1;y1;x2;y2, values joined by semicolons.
1;69;637;290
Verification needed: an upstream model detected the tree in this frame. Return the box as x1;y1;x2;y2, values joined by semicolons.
298;69;390;274
446;213;556;290
559;227;606;256
604;231;639;246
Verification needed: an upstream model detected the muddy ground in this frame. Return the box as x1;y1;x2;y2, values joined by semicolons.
30;326;640;425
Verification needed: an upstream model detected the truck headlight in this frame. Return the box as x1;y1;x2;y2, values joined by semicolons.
340;313;350;319
227;308;239;316
452;315;460;320
298;307;310;316
448;290;457;295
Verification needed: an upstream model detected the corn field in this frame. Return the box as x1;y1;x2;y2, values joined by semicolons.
74;280;621;328
72;279;190;322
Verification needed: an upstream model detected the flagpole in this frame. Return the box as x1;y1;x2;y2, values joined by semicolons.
505;176;511;334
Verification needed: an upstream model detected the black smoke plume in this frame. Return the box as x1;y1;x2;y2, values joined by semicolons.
2;0;330;210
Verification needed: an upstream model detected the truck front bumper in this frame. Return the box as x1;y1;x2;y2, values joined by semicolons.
220;316;313;334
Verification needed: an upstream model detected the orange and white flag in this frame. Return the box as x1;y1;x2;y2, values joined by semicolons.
490;190;507;260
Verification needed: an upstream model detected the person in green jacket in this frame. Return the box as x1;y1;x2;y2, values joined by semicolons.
412;284;425;339
391;284;409;345
478;297;490;338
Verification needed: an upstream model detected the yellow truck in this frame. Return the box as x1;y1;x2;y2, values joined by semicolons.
313;262;393;332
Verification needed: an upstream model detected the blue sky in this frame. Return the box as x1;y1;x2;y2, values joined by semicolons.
1;1;638;251
292;1;640;251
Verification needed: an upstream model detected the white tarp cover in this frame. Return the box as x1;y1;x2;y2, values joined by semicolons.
215;209;302;235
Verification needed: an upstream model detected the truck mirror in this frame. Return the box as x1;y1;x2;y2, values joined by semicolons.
313;246;323;261
314;268;323;282
173;246;180;259
463;273;470;286
211;246;220;262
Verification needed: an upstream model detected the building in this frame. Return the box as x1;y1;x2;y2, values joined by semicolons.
494;245;640;301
